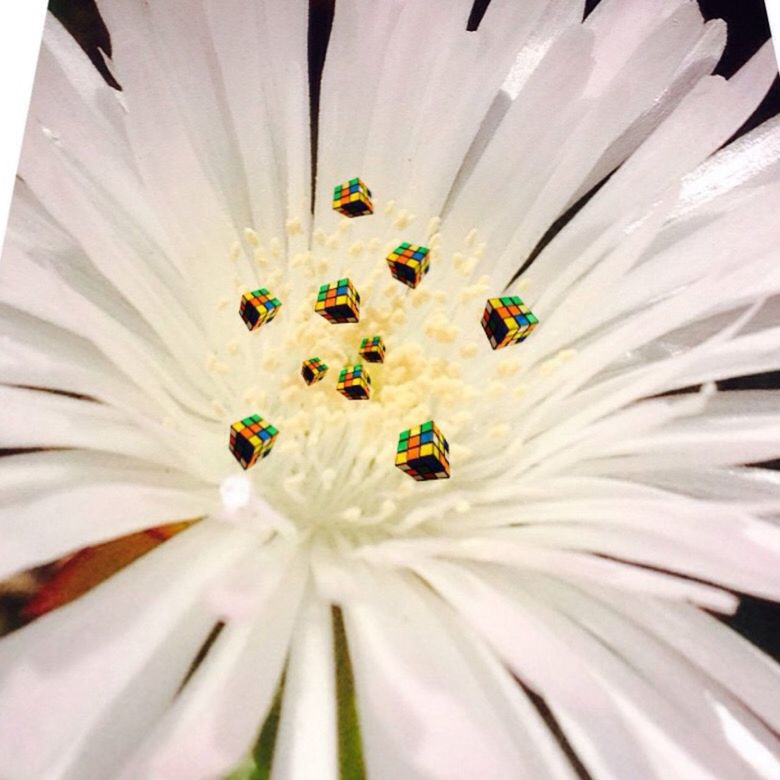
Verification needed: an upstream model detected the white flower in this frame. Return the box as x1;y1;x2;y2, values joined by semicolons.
1;0;780;777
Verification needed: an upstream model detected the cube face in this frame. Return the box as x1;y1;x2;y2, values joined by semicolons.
395;420;450;481
481;296;538;349
337;364;371;400
332;178;373;217
229;413;279;469
301;357;328;385
386;243;430;289
240;288;282;331
359;335;386;363
315;278;361;324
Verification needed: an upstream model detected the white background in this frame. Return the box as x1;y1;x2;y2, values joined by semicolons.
0;2;779;250
0;1;48;246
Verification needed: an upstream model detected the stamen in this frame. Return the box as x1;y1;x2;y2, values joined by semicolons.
218;178;543;540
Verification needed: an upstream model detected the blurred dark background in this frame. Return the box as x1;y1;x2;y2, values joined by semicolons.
40;0;780;660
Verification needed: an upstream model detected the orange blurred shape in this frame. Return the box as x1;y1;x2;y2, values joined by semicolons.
22;521;194;619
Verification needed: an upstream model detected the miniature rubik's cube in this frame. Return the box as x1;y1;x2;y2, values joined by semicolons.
386;243;431;289
481;296;538;349
336;364;371;400
239;288;282;331
301;357;328;385
229;414;279;469
332;177;373;217
359;335;386;363
395;420;450;481
315;278;361;324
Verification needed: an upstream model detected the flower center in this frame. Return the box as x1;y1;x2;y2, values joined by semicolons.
195;199;554;547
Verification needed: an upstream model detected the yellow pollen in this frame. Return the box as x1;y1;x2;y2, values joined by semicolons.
424;311;459;343
244;227;260;246
340;506;362;522
383;199;397;215
410;288;432;307
459;256;479;276
445;361;463;379
269;237;282;257
459;342;478;359
390;309;406;327
465;227;478;246
458;275;491;303
229;241;242;261
285;217;303;235
393;210;414;229
426;216;442;236
496;357;521;377
488;423;510;439
266;269;284;288
206;353;229;375
241;387;259;404
449;410;473;429
487;380;506;399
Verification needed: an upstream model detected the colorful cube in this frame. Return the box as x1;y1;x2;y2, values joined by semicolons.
315;278;361;324
359;335;386;364
229;413;279;469
386;242;431;288
239;288;282;331
481;296;538;349
395;420;450;481
302;357;328;385
332;177;373;217
336;364;371;400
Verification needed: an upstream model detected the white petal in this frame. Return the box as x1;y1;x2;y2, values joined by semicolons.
675;114;780;219
0;386;173;464
0;522;246;779
604;594;780;734
94;0;238;280
0;471;214;580
357;534;736;612
0;305;153;415
344;568;526;779
415;559;656;779
531;42;778;292
534;578;780;778
272;593;338;780
120;548;307;780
